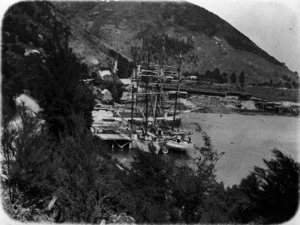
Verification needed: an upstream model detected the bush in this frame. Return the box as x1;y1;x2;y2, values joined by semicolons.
133;34;193;65
284;82;292;89
119;128;228;223
4;109;298;224
196;69;227;84
232;149;299;223
230;73;236;84
239;71;245;87
291;80;298;89
1;108;56;213
2;1;95;137
1;110;127;223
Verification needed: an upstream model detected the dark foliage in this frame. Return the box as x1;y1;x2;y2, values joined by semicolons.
1;109;52;205
291;80;299;88
204;68;228;84
230;72;237;84
1;110;126;223
108;49;135;78
2;110;299;223
119;130;228;223
33;48;95;137
239;71;245;87
232;149;299;223
120;150;175;222
94;75;124;103
284;82;292;89
184;68;228;84
2;1;95;135
148;34;193;56
257;81;272;87
131;34;193;66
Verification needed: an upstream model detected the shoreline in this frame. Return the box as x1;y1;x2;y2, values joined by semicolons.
187;94;300;117
192;106;300;118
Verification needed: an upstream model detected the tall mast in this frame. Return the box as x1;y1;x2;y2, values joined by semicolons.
112;30;120;108
156;39;164;123
154;41;163;125
145;41;150;136
131;43;138;129
172;53;182;130
131;72;135;129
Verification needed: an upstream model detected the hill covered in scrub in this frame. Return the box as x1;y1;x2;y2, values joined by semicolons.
2;1;96;132
54;1;298;85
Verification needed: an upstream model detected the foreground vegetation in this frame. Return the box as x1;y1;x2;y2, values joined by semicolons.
2;111;299;223
1;1;299;224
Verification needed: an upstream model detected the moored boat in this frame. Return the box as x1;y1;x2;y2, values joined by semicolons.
165;139;195;153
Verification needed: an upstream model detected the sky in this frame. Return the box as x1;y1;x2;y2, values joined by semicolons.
188;0;300;73
1;0;299;73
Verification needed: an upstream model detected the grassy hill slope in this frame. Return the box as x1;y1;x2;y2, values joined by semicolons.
54;1;298;85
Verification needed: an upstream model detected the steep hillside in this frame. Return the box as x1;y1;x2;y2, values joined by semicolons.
2;1;96;129
54;1;297;84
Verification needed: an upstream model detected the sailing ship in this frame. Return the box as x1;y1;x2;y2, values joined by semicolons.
122;66;183;128
121;38;186;129
92;33;195;154
126;39;195;154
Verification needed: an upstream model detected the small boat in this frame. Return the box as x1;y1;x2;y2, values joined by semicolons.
165;139;194;153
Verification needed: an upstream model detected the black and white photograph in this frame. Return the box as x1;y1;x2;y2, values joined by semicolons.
1;0;299;223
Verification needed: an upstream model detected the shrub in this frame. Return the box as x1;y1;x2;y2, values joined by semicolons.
232;149;299;223
239;71;245;87
284;82;292;89
197;69;227;84
120;128;227;223
230;73;236;84
1;110;127;223
291;80;298;88
2;1;95;137
1;108;55;211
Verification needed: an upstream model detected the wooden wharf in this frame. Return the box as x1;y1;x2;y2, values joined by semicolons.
94;132;132;150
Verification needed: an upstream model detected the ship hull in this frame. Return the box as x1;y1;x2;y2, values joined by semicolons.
165;140;194;152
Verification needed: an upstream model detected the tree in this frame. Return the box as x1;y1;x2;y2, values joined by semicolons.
212;68;220;77
239;71;245;87
2;1;95;137
1;109;125;223
34;48;95;137
284;82;292;89
291;80;298;89
120;130;227;224
232;149;299;224
230;73;236;84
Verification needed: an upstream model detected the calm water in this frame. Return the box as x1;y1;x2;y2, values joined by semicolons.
113;113;300;186
182;113;300;186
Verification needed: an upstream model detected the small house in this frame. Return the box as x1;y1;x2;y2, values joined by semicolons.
188;75;197;80
101;89;112;101
99;70;111;79
120;78;131;90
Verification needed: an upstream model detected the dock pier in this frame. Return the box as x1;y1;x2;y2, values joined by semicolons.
94;132;132;150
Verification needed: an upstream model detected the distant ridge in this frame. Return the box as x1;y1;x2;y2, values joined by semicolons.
54;1;297;84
